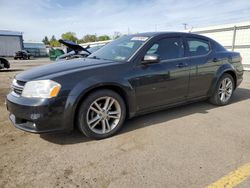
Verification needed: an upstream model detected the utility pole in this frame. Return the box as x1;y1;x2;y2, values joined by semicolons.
182;23;188;30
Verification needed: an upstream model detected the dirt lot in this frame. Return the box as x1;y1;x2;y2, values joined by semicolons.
0;58;250;188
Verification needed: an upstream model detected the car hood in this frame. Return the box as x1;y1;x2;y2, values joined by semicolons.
16;58;118;82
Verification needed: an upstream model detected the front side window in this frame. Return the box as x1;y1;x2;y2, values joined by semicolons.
146;37;184;61
186;38;210;57
88;35;149;62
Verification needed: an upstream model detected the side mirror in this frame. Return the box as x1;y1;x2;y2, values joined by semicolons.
142;54;160;64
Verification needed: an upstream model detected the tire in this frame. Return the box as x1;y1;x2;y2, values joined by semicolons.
209;73;235;106
77;89;126;139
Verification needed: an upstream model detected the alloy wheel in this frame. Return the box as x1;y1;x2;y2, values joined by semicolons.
218;77;233;103
86;96;121;134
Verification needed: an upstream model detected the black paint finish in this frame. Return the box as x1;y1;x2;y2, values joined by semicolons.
6;32;244;133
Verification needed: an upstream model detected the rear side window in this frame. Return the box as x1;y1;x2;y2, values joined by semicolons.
146;37;184;61
186;38;210;57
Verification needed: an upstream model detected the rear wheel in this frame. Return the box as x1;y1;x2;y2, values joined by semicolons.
209;73;234;105
77;89;126;139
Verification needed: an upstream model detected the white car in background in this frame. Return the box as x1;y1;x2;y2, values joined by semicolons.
56;40;107;61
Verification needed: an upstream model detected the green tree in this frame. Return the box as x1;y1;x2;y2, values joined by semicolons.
50;35;60;47
42;36;50;45
50;40;60;47
81;34;97;43
98;35;110;41
61;32;78;43
77;39;85;44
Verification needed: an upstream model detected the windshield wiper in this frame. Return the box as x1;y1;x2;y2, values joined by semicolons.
87;56;113;61
87;56;101;59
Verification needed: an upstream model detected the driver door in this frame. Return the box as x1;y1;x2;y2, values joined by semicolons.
132;37;190;111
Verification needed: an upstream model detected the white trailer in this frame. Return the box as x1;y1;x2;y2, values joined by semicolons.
191;22;250;70
0;30;23;57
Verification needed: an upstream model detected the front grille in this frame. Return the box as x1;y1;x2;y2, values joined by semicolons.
11;79;25;96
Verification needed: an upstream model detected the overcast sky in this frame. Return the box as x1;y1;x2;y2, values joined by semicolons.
0;0;250;41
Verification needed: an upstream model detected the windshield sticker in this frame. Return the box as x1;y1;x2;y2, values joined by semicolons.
131;36;148;41
114;56;126;61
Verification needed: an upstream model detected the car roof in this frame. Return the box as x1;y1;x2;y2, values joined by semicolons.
132;32;211;40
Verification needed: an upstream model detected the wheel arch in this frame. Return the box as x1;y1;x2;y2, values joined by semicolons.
71;84;134;129
223;70;237;89
208;64;237;96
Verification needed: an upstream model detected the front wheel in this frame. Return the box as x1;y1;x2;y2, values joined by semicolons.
77;89;126;139
209;73;235;106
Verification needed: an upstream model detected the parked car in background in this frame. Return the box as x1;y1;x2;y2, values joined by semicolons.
6;32;243;139
14;50;32;60
55;39;90;61
0;57;10;70
56;39;106;61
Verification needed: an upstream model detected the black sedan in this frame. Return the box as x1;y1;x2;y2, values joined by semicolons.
14;50;32;60
0;57;10;69
6;32;243;139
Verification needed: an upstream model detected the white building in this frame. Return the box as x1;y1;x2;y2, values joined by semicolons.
191;22;250;70
0;30;23;56
24;42;47;57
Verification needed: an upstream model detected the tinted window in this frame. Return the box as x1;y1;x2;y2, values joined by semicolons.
213;41;226;52
186;38;210;56
147;44;159;54
146;38;184;61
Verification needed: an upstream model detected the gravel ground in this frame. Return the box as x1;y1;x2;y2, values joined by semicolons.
0;58;250;188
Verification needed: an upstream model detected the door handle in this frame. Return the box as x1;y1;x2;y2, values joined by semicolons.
212;58;218;62
176;63;188;68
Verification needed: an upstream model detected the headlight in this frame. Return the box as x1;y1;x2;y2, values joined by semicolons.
22;80;61;98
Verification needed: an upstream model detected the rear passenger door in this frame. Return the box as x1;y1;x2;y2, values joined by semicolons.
184;37;215;98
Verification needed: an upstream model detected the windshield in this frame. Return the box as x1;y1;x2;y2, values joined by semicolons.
88;45;105;53
88;35;149;62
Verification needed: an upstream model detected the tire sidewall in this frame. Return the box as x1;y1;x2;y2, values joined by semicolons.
214;73;235;105
77;90;126;139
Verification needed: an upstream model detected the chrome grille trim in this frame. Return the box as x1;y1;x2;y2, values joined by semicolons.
11;79;25;96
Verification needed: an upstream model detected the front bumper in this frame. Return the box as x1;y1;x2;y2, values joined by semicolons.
6;93;71;133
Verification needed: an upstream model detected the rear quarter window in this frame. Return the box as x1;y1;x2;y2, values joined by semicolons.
186;38;210;57
213;41;227;52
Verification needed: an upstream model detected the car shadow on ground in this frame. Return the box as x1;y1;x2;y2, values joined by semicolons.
40;87;250;145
